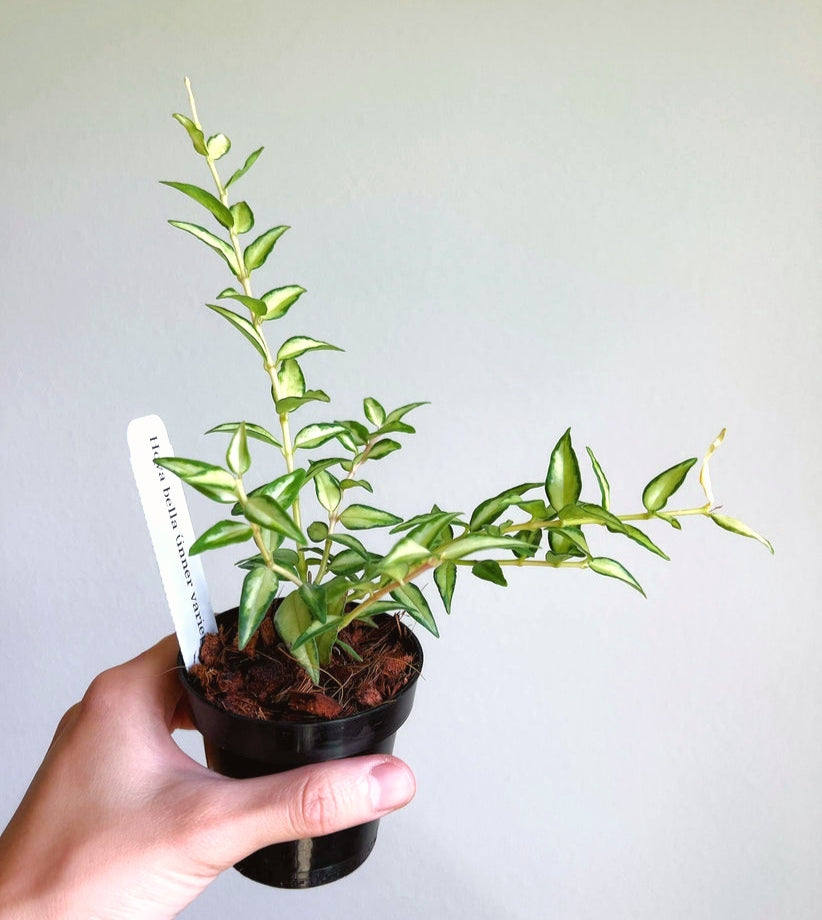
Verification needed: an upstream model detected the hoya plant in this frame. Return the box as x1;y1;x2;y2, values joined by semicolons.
157;80;772;685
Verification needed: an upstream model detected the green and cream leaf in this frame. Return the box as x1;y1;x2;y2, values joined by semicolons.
238;566;279;649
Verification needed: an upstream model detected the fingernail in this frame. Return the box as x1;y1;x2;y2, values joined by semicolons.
369;760;415;812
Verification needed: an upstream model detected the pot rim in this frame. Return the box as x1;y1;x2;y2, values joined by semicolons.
177;609;425;730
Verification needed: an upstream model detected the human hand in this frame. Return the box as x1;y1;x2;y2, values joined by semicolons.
0;635;416;919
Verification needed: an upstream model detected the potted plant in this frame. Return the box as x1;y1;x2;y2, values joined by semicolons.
154;79;772;889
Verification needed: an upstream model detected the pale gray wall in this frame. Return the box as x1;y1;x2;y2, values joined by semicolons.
1;2;820;918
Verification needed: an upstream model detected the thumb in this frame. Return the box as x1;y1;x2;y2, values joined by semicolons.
203;755;416;869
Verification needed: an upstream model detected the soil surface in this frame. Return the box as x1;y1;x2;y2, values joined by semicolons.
188;607;419;721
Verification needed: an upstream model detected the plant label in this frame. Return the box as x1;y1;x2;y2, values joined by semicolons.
127;414;217;668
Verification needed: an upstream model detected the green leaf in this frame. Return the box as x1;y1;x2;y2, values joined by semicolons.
169;221;240;275
238;566;279;649
710;514;774;553
316;625;340;667
546;428;582;512
206;421;281;448
307;521;329;542
244;495;306;543
433;562;456;614
275;592;320;683
336;640;363;663
190;520;253;555
390;510;446;533
642;458;698;513
262;528;284;555
260;285;307;321
366;439;401;461
230;201;254;234
244;225;289;272
339;504;402;530
586;446;611;511
329;548;370;576
290;613;342;653
265;469;307;507
172;113;207;155
217;290;268;318
407;511;463;548
470;482;542;531
276;336;343;363
339;420;370;445
206;133;231;160
305;457;347;480
237;469;306;516
329;533;370;558
276;359;306;400
154;456;237;503
553;527;590;557
298;582;328;623
510;527;542;559
271;547;300;570
379;421;416;436
336;431;358;452
390;583;439;637
294;423;348;450
364;397;386;427
339;478;373;493
161;181;234;229
588;557;646;596
543;552;577;566
438;533;536;561
560;502;628;532
515;498;554;519
468;495;508;530
276;389;331;414
548;528;584;558
206;304;267;357
314;469;342;512
558;501;667;558
225;146;263;189
471;559;508;586
226;421;251;476
378;538;432;581
618;522;669;559
235;553;265;570
382;401;429;426
349;601;406;617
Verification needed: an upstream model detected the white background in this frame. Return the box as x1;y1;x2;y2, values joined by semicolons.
1;2;819;917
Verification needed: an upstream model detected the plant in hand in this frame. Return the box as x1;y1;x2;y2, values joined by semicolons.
158;79;772;701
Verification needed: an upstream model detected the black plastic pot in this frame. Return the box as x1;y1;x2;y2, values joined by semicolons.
178;609;423;889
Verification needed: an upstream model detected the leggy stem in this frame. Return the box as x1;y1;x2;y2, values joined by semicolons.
185;78;307;579
504;505;711;534
454;558;589;569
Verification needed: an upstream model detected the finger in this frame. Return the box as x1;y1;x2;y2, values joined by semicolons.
101;634;186;727
203;755;415;869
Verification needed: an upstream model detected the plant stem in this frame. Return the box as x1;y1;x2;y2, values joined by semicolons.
504;505;711;534
185;79;307;579
315;439;376;583
338;559;438;631
454;557;589;569
234;479;302;586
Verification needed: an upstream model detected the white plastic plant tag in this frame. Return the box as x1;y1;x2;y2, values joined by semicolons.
127;415;217;668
